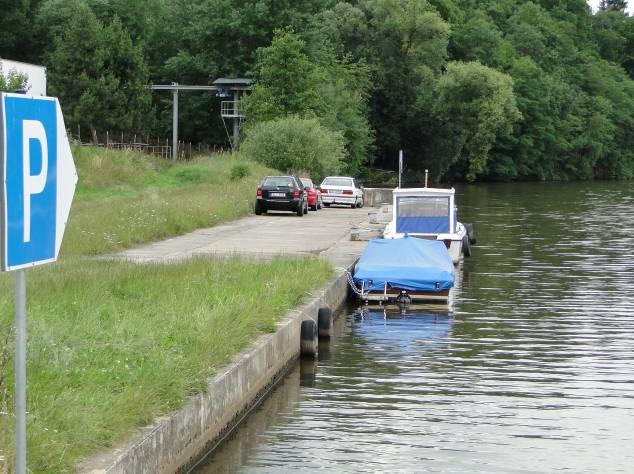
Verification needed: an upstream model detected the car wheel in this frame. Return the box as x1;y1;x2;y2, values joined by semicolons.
357;198;364;208
255;201;265;215
297;203;304;217
350;199;356;209
324;202;330;207
311;202;318;211
318;198;323;209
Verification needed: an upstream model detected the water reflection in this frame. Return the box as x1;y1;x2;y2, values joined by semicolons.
195;182;634;473
351;307;453;355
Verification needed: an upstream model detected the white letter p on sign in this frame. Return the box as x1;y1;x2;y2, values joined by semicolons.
22;119;48;243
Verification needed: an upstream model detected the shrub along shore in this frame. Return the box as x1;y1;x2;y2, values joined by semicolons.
0;148;334;473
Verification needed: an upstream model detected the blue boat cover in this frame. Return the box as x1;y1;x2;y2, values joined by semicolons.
353;237;455;292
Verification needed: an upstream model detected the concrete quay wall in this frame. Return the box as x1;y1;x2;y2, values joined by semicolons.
363;188;393;207
78;271;350;474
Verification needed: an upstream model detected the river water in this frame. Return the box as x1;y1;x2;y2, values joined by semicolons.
195;182;634;473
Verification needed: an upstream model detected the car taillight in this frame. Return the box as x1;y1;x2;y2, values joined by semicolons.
342;190;353;195
292;188;300;198
256;188;262;197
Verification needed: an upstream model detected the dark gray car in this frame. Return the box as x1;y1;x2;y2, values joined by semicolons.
255;175;308;216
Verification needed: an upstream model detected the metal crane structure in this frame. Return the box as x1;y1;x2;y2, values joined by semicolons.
150;78;253;160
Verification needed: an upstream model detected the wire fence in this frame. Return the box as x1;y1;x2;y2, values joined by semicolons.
69;126;230;160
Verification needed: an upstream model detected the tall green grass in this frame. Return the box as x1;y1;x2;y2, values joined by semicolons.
0;257;333;473
65;147;273;256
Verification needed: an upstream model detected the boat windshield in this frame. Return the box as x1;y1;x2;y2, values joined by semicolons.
396;196;450;234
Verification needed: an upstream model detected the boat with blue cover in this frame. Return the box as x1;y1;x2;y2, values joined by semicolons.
351;236;455;304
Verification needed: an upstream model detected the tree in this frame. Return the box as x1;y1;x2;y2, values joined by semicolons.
241;116;345;179
600;0;628;12
0;64;28;92
46;4;152;134
243;30;323;123
432;61;521;181
358;0;451;170
449;12;514;68
0;0;43;62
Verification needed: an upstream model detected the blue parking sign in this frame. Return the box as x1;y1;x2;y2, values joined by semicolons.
1;93;77;271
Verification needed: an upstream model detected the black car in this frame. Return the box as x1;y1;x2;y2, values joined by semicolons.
255;175;308;216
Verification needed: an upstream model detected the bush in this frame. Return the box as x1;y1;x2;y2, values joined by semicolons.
230;164;250;180
241;116;345;180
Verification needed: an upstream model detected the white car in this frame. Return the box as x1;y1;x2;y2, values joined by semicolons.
319;176;364;208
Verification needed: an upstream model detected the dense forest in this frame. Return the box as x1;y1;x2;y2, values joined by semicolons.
1;0;633;182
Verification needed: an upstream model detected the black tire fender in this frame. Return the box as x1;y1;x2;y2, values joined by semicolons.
462;234;472;257
301;320;318;356
465;223;476;245
317;307;333;338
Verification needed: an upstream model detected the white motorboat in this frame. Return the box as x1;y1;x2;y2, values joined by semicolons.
383;187;474;264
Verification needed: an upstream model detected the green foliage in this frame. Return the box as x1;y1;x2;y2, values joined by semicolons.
66;147;275;256
599;0;629;12
243;30;323;123
230;164;251;180
241;116;345;180
0;0;40;62
245;28;373;175
45;3;152;134
432;61;521;181
0;64;28;92
1;0;634;181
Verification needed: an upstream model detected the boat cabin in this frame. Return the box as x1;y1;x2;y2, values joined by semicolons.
391;187;457;237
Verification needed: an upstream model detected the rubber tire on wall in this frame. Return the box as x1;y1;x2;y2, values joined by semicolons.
465;223;476;244
301;320;318;356
317;307;333;338
462;234;472;257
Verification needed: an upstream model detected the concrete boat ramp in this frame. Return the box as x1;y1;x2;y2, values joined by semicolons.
112;206;383;269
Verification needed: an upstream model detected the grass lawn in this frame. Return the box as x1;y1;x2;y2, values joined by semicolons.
0;148;335;472
65;147;274;256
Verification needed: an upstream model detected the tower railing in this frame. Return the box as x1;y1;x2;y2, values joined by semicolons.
221;100;244;118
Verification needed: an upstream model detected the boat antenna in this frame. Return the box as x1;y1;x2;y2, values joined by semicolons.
424;169;429;188
398;150;403;188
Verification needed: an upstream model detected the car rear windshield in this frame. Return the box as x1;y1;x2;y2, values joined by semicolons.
300;178;313;188
263;176;295;187
322;177;352;187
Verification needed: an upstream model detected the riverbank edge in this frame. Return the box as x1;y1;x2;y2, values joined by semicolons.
77;269;350;474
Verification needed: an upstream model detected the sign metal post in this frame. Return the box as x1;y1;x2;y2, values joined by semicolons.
14;269;26;474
